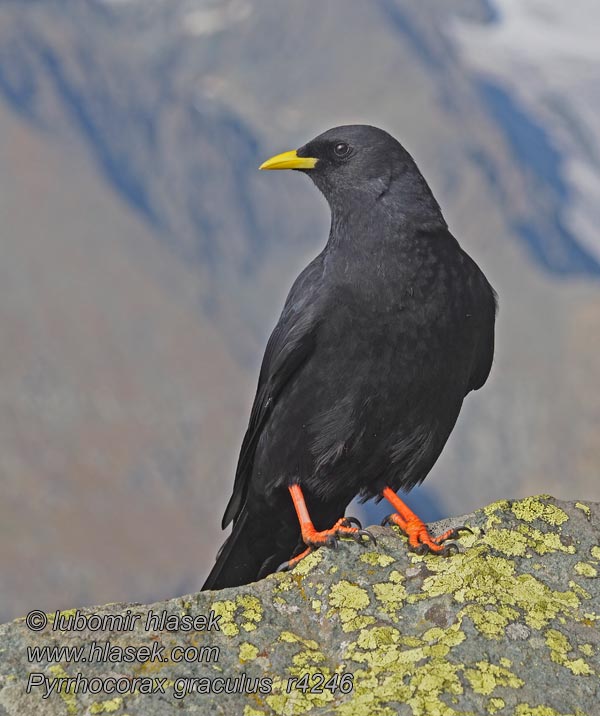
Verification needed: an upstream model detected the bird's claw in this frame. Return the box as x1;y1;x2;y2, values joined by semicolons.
409;541;458;557
305;533;337;550
341;516;363;529
382;511;461;557
438;528;469;542
440;542;459;557
410;543;429;556
381;513;395;527
279;518;377;573
276;546;314;573
431;524;473;545
338;519;376;545
451;524;473;537
355;528;376;545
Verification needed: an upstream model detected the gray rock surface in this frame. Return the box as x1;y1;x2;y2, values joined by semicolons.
1;495;599;715
2;0;600;625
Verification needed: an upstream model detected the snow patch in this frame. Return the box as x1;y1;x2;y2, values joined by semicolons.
452;0;600;262
182;0;252;37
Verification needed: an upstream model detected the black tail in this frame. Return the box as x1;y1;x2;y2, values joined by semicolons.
201;507;298;591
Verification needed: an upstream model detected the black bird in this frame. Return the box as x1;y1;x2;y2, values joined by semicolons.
202;125;496;591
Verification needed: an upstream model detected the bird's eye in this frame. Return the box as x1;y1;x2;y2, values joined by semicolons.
333;142;351;158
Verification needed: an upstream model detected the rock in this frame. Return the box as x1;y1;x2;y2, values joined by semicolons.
1;495;599;715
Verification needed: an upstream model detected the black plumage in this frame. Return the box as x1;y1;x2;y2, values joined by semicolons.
202;125;497;591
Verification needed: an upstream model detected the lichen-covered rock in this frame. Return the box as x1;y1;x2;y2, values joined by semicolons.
1;496;599;715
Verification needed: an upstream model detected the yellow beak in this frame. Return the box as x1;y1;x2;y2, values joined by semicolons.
259;149;317;171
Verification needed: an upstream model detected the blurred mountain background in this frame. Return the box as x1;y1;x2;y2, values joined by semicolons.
1;0;599;622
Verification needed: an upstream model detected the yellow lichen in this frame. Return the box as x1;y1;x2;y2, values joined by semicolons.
238;642;259;662
334;692;396;716
511;496;569;526
487;697;505;714
210;599;239;636
591;546;600;560
342;618;497;716
389;569;405;584
515;704;577;716
290;550;324;576
574;562;597;578
267;635;338;713
405;658;464;715
356;626;401;651
420;547;572;624
360;552;395;567
238;594;263;620
373;580;407;619
89;698;123;714
568;580;591;600
52;608;77;629
484;528;529;556
291;648;327;669
483;500;510;528
48;665;77;716
328;581;373;632
544;628;594;676
278;631;320;650
210;595;263;636
464;659;524;695
461;603;519;639
238;594;263;632
515;524;576;555
575;502;591;519
421;625;466;656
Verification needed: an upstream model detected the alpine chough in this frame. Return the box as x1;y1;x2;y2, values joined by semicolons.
202;125;497;591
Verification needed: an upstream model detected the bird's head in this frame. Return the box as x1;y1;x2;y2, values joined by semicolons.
259;125;434;217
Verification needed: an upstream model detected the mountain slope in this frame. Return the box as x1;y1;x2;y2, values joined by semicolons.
0;0;599;619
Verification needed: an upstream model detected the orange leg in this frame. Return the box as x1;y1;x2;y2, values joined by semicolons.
381;486;471;556
277;484;375;572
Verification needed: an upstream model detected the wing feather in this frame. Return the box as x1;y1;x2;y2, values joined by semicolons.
221;256;323;528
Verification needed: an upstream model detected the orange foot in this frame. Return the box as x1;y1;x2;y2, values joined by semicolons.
381;486;472;556
277;486;376;572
